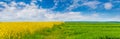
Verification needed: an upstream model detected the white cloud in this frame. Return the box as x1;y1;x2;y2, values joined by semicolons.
18;2;26;5
82;1;101;9
66;1;101;11
104;2;113;10
66;0;82;11
92;13;99;17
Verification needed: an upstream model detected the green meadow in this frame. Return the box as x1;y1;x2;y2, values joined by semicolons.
21;22;120;39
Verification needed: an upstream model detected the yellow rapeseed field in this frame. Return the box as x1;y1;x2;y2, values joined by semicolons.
0;22;63;39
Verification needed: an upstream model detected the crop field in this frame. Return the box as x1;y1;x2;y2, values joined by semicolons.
0;22;63;39
0;22;120;39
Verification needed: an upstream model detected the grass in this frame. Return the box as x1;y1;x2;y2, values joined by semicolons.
1;22;120;39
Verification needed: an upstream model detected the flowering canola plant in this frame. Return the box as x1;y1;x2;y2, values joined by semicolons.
0;22;63;39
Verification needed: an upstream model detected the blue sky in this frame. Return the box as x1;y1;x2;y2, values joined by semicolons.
0;0;120;21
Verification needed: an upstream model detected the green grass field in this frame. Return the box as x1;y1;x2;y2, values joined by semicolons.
21;22;120;39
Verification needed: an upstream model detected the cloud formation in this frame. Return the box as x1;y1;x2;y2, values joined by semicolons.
82;1;101;9
0;1;101;21
104;2;113;10
0;0;119;21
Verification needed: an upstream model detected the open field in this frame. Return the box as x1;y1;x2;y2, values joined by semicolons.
1;22;120;39
0;22;63;39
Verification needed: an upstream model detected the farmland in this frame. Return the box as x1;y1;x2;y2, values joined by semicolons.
0;22;63;39
1;22;120;39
